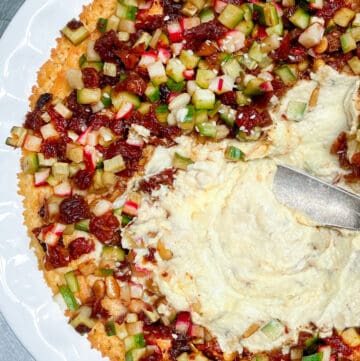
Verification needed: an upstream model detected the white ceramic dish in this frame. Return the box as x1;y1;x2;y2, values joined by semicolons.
0;1;107;360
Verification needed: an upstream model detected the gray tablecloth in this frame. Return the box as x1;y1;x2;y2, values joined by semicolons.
0;3;35;361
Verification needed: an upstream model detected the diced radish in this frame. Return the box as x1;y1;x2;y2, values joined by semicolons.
134;265;152;275
130;282;143;298
123;200;139;216
167;21;183;42
158;48;171;64
170;42;184;56
138;52;157;68
67;130;79;142
175;311;192;334
92;199;113;217
54;103;73;119
40;123;59;139
116;102;134;120
298;23;324;48
214;0;227;13
54;181;72;197
43;232;60;246
167;92;182;105
219;30;245;53
34;168;51;187
318;346;331;361
77;127;92;145
138;0;152;10
48;202;60;218
86;130;99;146
183;69;195;80
83;145;97;172
52;223;66;235
42;223;66;246
127;321;144;335
209;75;234;94
188;325;205;339
126;133;144;147
179;17;200;31
23;134;42;152
309;0;323;9
273;2;283;17
259;81;274;92
147;61;168;84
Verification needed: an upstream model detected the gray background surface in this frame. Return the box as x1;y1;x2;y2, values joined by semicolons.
1;1;36;360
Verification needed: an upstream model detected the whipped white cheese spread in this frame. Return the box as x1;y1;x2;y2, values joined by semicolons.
122;66;360;354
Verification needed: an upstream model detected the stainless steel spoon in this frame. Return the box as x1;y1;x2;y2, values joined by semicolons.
273;165;360;230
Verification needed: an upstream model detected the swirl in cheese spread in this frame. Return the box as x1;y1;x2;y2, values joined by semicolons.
122;66;360;354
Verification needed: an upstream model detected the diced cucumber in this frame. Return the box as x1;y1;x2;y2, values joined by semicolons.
195;109;209;124
333;7;355;27
138;102;151;115
275;65;297;85
225;145;244;161
105;321;117;336
38;153;56;167
117;3;138;20
134;32;151;49
254;3;279;27
176;105;195;131
348;56;360;74
192;89;215;110
62;23;90;45
254;355;269;361
6;126;27;148
124;334;146;352
199;7;215;23
261;319;285;341
107;15;120;31
244;78;265;96
111;91;140;111
236;20;255;36
218;104;236;126
249;41;265;63
182;2;198;17
52;162;69;179
166;58;186;83
145;83;160;103
166;78;186;92
101;92;112;107
196;69;217;89
125;348;147;361
81;61;104;72
75;219;90;232
236;91;251;105
155;104;169;123
70;306;96;331
22;153;39;174
218;4;244;29
102;246;126;262
173;153;194;170
196;122;217;138
287;101;307;122
59;285;79;311
266;18;283;36
96;18;108;33
289;8;310;29
222;58;242;80
77;88;102;104
189;0;205;10
65;271;79;293
340;32;357;53
241;3;253;21
301;353;323;361
180;50;200;70
104;155;126;173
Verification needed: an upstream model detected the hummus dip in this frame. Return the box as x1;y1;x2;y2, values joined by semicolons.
122;66;360;354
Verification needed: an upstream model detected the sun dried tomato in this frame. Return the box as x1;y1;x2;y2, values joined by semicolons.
45;242;70;269
47;107;68;134
75;325;91;335
324;332;353;356
110;118;130;138
68;237;95;260
114;260;131;282
94;30;125;62
115;71;147;95
66;90;92;119
271;33;291;61
24;111;44;132
67;116;88;134
140;352;162;361
144;323;173;342
89;212;121;245
220;92;237;107
331;132;351;169
66;19;83;30
114;49;140;70
99;73;120;88
184;20;226;51
59;195;91;224
196;340;224;361
88;114;110;130
236;107;272;134
103;139;143;161
316;0;346;19
139;169;176;193
73;169;94;190
136;14;164;32
161;0;182;20
196;42;218;57
35;93;52;111
89;297;109;319
169;333;192;360
41;137;67;160
81;68;100;88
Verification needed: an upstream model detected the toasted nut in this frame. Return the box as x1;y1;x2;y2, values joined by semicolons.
313;58;326;72
241;322;260;338
105;276;120;299
314;37;328;54
157;240;173;261
93;280;106;298
77;275;92;303
309;86;320;108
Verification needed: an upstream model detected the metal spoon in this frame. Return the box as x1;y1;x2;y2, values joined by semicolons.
273;165;360;230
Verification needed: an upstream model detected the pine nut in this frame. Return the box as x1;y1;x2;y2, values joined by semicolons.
314;37;328;54
105;276;120;299
93;280;106;298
